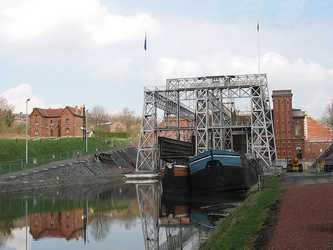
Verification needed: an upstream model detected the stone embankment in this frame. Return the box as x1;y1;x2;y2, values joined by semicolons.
0;147;137;194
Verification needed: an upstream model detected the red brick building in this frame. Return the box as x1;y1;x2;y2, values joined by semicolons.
159;116;193;142
272;90;333;160
29;106;84;138
29;209;84;240
304;116;333;159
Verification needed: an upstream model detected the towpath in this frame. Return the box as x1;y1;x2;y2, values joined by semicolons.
267;173;333;249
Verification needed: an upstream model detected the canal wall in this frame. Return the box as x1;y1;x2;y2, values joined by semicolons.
0;147;137;194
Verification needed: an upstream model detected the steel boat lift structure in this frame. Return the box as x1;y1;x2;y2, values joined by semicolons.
136;73;277;173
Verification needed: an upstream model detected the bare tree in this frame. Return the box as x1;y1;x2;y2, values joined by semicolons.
111;108;140;131
0;97;13;113
323;100;333;128
90;212;110;241
88;106;110;128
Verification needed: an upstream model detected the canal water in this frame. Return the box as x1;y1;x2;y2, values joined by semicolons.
0;181;245;250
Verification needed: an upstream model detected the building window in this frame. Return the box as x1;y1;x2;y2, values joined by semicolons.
295;125;300;137
65;118;69;124
34;129;39;136
66;128;70;135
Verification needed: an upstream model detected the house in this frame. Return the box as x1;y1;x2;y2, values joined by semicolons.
29;106;85;137
29;209;85;241
159;116;194;142
110;121;127;132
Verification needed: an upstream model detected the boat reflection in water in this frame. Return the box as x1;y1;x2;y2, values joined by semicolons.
135;180;245;250
0;179;244;250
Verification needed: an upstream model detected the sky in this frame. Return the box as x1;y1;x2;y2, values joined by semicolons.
0;0;332;118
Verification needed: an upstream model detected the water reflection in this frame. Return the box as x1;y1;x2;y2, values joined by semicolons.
0;181;244;250
136;182;245;250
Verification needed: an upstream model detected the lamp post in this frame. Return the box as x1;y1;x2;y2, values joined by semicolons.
85;108;88;153
25;98;30;165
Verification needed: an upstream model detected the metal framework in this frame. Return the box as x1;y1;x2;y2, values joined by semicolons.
136;182;161;250
136;182;198;250
136;74;276;171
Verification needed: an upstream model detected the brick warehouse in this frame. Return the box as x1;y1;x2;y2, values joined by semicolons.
29;106;85;138
272;90;333;160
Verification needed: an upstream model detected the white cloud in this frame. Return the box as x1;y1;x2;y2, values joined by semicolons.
0;84;44;113
4;227;32;250
0;2;331;118
0;0;159;46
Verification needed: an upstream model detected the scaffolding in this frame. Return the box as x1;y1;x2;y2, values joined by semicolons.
136;74;276;171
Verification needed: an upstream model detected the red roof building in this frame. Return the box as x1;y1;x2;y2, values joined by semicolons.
29;106;84;138
272;90;333;160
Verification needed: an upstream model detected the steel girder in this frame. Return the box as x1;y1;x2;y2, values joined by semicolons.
150;90;194;120
250;83;276;167
195;89;232;154
166;74;265;91
136;91;158;171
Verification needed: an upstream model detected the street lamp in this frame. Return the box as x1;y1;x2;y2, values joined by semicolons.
85;108;88;153
25;98;30;165
81;106;89;154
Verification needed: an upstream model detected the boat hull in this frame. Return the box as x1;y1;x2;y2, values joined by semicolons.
161;165;191;194
189;151;258;192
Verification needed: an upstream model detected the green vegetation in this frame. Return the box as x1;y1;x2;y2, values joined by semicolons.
0;136;131;174
94;128;129;140
0;195;136;221
201;176;285;250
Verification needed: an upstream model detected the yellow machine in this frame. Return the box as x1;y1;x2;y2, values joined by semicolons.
287;157;303;172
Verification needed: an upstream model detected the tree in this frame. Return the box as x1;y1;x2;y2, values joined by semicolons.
88;106;110;128
4;110;15;127
111;108;141;143
111;108;140;131
0;97;13;113
0;97;14;133
322;100;333;128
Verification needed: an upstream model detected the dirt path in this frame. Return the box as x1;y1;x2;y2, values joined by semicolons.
268;182;333;249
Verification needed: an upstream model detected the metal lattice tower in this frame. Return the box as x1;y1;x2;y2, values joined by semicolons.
136;74;276;172
136;182;161;250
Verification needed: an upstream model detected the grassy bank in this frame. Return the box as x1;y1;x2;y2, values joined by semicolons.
0;136;131;174
201;176;284;250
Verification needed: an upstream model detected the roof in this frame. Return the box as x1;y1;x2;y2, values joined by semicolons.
272;89;292;97
32;106;84;118
317;142;333;161
66;106;84;117
35;108;64;118
292;109;306;118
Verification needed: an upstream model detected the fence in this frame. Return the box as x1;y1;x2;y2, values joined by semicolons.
0;138;131;175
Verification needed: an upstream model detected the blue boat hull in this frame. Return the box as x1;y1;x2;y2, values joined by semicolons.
189;150;258;192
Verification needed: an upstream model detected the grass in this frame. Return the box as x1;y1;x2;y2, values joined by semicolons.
201;176;285;250
0;136;131;174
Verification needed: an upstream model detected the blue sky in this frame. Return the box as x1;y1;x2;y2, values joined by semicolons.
0;0;332;117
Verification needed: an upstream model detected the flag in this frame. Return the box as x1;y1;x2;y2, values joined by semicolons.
257;21;259;32
144;33;147;51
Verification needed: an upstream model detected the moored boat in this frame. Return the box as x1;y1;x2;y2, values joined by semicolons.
189;150;258;192
161;164;191;194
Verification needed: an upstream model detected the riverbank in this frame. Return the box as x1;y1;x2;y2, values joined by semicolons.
0;137;131;175
201;176;284;250
0;147;136;194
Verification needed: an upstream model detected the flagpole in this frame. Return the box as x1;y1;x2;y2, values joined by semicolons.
257;20;260;74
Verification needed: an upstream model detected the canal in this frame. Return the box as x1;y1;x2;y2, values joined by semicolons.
0;181;245;250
